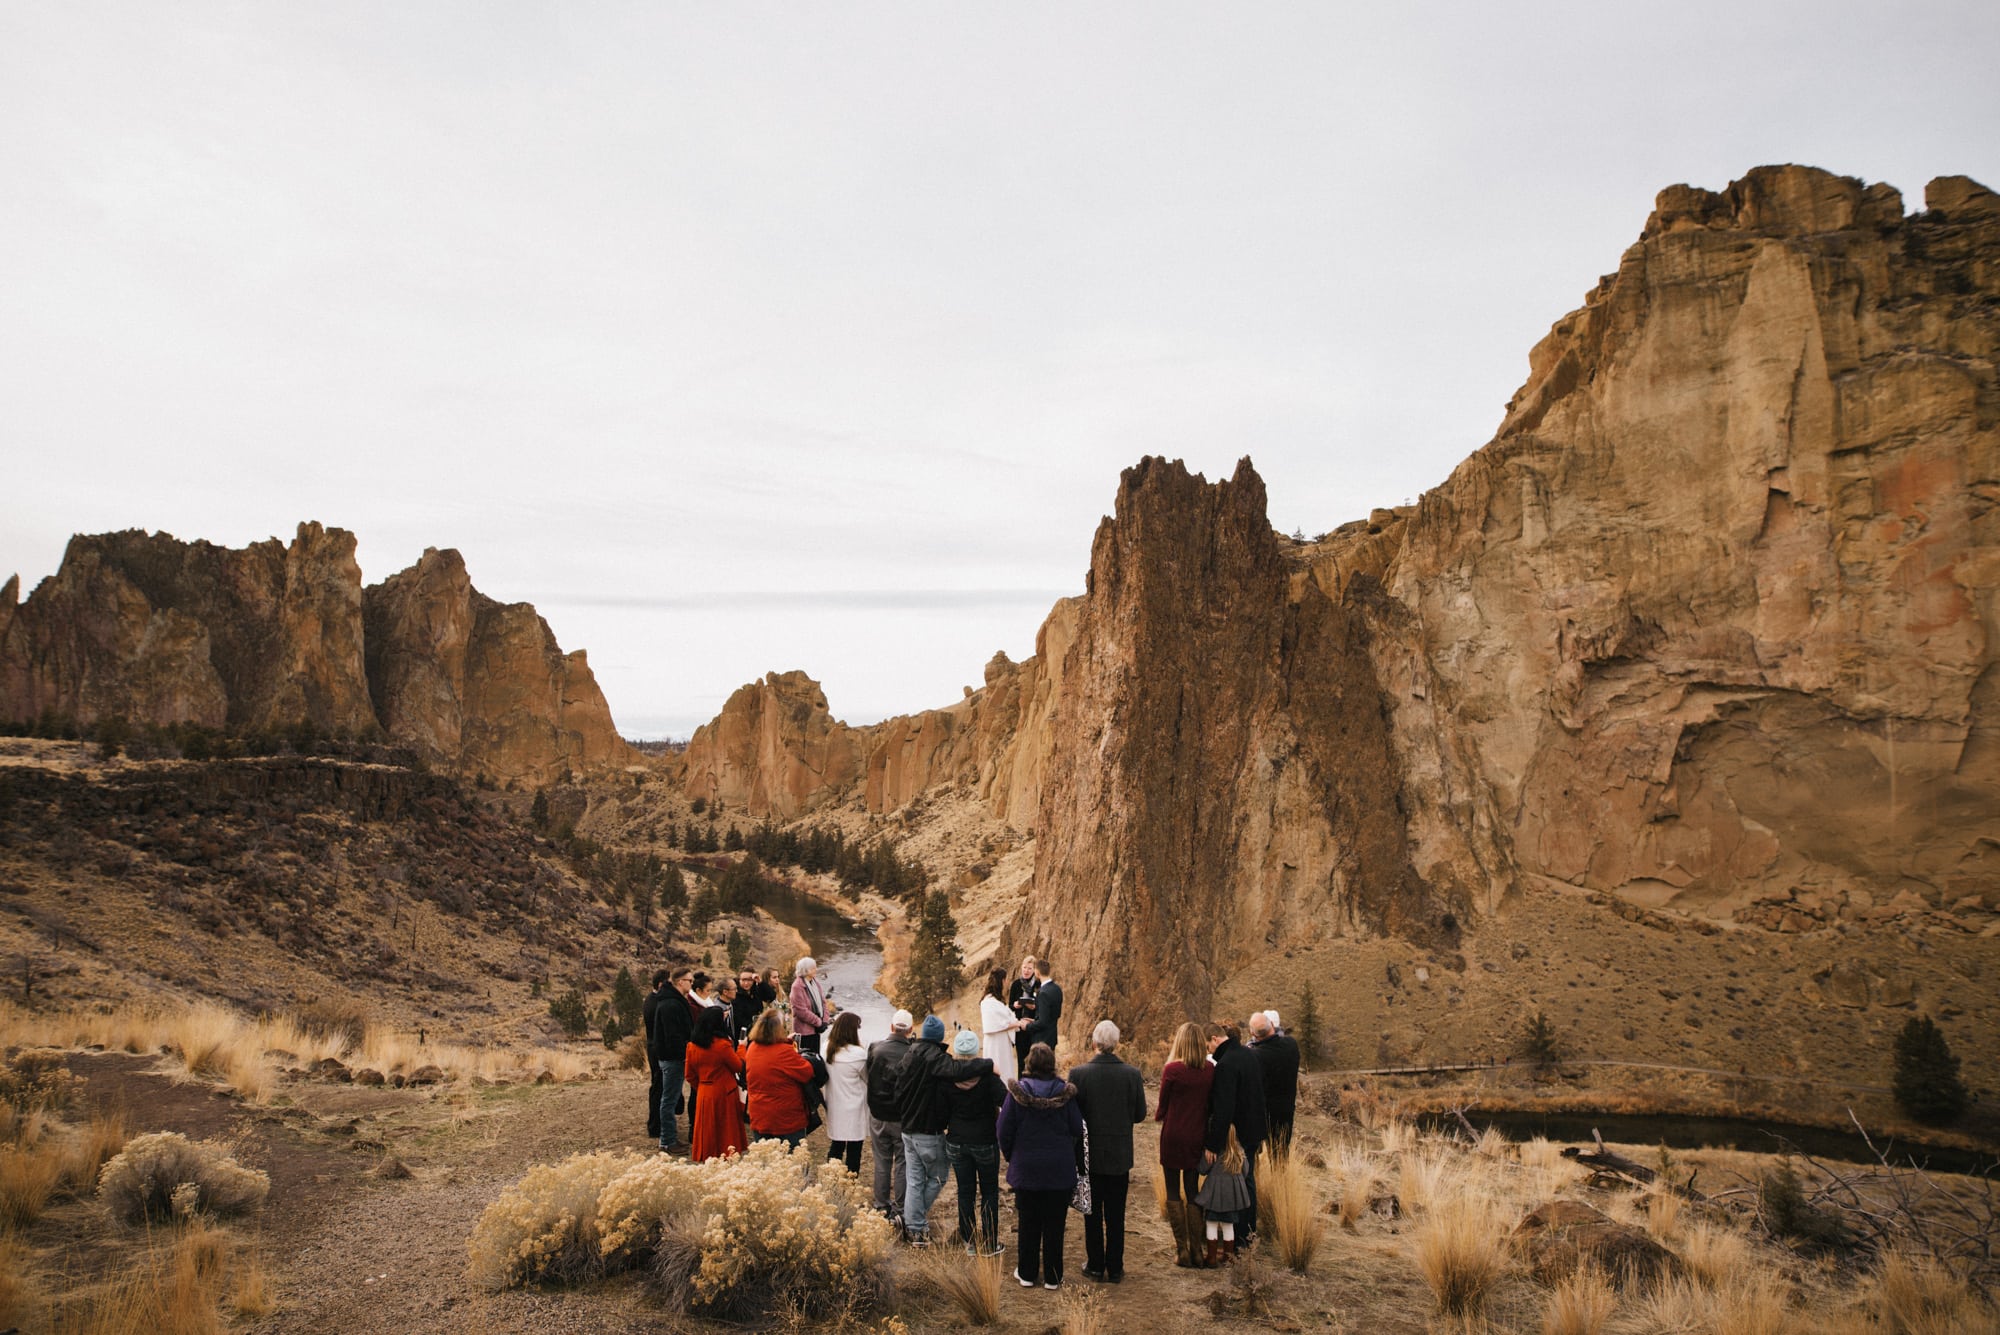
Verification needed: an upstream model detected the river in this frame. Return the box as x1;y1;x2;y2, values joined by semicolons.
754;881;896;1045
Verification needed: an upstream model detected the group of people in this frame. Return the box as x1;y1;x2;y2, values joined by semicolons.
643;956;844;1156
637;949;1304;1292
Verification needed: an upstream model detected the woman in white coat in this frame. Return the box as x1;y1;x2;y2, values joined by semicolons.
978;966;1023;1083
823;1010;870;1173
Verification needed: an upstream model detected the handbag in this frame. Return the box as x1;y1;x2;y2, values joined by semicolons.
1069;1124;1092;1215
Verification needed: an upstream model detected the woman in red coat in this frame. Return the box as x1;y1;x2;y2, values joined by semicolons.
686;1005;748;1163
743;1008;815;1148
1155;1021;1215;1268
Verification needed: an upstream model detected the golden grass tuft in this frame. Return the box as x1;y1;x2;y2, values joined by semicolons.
1637;1273;1794;1335
62;1222;231;1335
1541;1265;1616;1335
60;1109;130;1193
923;1248;1002;1325
1335;1143;1379;1230
0;1141;65;1228
1399;1147;1455;1214
0;1232;35;1328
1640;1184;1683;1242
1263;1148;1324;1273
1678;1219;1750;1291
1870;1252;1986;1335
229;1250;275;1319
1057;1284;1107;1335
1412;1188;1510;1317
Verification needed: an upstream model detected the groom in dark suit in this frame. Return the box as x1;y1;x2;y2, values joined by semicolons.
1023;957;1063;1056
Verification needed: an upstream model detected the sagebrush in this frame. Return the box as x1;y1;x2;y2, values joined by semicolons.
96;1132;269;1225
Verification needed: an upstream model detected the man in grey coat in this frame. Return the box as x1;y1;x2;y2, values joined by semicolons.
1067;1019;1147;1282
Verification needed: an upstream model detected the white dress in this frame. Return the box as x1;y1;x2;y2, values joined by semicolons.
980;994;1019;1083
825;1043;871;1141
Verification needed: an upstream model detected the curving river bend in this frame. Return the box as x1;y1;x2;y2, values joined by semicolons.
754;882;896;1045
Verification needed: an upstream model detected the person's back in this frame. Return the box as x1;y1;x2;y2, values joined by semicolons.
1067;1050;1145;1174
944;1064;1007;1144
745;1039;813;1137
866;1033;914;1120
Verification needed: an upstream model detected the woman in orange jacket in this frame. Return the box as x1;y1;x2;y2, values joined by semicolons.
685;1004;748;1162
743;1008;815;1147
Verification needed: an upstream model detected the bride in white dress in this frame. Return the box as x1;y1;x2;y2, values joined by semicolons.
977;967;1022;1082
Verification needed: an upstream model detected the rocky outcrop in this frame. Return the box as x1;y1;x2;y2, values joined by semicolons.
1390;166;2000;921
672;166;2000;1047
681;671;864;818
0;524;374;735
1013;458;1469;1042
2;529;635;787
363;547;636;786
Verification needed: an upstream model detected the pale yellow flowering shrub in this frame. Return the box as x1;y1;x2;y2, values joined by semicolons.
97;1131;269;1225
650;1139;896;1319
594;1153;710;1263
466;1149;644;1290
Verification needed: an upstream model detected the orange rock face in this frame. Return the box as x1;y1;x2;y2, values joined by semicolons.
2;530;635;787
362;547;636;786
0;523;374;735
680;670;863;819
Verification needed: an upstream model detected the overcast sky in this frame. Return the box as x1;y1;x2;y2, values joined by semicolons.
4;4;1995;737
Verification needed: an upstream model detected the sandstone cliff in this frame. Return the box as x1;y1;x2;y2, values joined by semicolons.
672;166;2000;1048
363;547;637;786
2;529;636;787
0;524;374;735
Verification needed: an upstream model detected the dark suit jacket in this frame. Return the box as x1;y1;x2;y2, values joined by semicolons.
1203;1036;1268;1155
1024;979;1062;1052
1067;1051;1147;1175
1250;1033;1301;1125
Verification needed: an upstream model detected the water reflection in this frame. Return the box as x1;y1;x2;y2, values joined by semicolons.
754;883;895;1045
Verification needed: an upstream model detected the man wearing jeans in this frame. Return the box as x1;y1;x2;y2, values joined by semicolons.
649;966;694;1153
896;1015;992;1242
865;1010;915;1221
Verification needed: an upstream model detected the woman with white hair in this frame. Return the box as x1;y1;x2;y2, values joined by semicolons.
789;957;829;1055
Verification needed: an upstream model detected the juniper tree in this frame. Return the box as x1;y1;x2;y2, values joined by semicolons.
897;890;965;1012
611;967;644;1034
1893;1014;1969;1125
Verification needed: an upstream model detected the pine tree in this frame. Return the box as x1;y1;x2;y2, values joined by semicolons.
897;890;965;1012
611;966;644;1034
547;987;589;1039
689;882;720;930
1893;1014;1969;1125
728;927;751;972
1517;1008;1563;1070
529;789;549;830
723;824;744;852
1295;984;1324;1070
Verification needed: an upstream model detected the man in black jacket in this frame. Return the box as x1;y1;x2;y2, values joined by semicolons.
865;1009;916;1220
896;1015;994;1243
647;966;695;1153
1203;1021;1268;1246
1248;1011;1301;1151
1068;1020;1147;1282
641;969;672;1139
1022;958;1063;1056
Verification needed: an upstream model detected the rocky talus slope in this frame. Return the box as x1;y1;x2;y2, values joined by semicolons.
1;529;635;786
674;166;2000;1051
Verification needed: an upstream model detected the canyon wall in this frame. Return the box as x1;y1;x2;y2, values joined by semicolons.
1;528;636;786
671;166;2000;1046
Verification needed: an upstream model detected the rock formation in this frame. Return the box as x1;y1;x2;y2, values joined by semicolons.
0;524;374;735
363;547;636;786
673;166;2000;1047
680;671;864;819
2;529;635;786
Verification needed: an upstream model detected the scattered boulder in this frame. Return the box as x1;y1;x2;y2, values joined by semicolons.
404;1064;446;1087
353;1068;386;1087
1514;1200;1683;1290
309;1057;352;1083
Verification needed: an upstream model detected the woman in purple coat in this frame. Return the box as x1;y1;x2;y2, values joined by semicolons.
997;1041;1084;1290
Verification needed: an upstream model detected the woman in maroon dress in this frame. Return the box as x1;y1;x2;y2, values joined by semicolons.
1154;1021;1215;1268
685;1004;748;1162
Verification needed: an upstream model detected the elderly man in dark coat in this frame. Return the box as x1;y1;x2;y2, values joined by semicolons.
1067;1019;1147;1283
1203;1021;1268;1247
1248;1011;1301;1150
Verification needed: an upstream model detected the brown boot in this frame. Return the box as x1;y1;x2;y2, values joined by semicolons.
1166;1202;1194;1268
1222;1236;1238;1262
